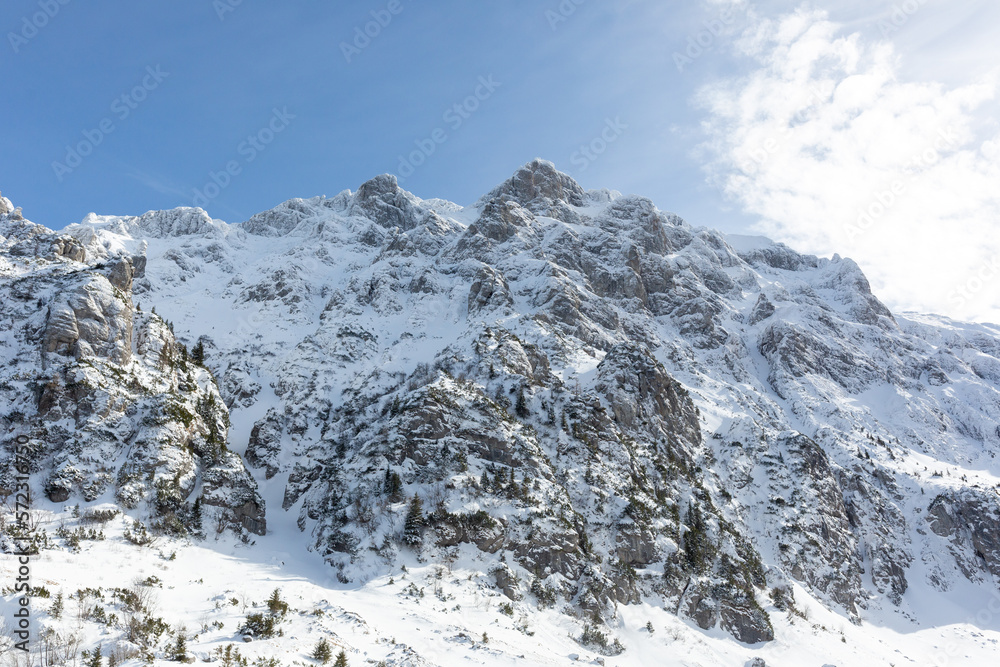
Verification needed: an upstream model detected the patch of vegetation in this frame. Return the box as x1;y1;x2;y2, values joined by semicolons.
124;519;155;546
241;613;281;639
163;400;195;428
578;624;625;655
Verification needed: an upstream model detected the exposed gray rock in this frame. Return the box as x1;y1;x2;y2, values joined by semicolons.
243;198;314;237
480;158;586;212
246;410;284;479
52;236;87;262
350;174;424;231
42;274;133;365
928;489;1000;582
468;266;513;315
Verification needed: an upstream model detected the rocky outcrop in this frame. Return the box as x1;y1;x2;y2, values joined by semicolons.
1;213;263;540
468;266;513;315
42;273;134;365
481;158;587;212
927;489;1000;582
595;343;701;450
774;433;863;616
246;410;284;479
243;198;314;237
133;207;221;238
349;174;424;232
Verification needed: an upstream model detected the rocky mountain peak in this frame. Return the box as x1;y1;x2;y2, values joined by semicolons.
242;197;319;237
131;207;222;238
349;173;425;231
481;158;587;212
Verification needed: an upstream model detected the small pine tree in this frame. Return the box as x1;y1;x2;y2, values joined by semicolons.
515;387;529;419
683;502;712;572
191;340;206;365
311;638;332;664
333;650;348;667
171;631;187;662
383;469;402;498
85;646;103;667
51;591;64;619
267;588;288;617
403;495;425;547
192;497;203;535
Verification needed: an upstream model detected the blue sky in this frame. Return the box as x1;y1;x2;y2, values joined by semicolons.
2;0;999;323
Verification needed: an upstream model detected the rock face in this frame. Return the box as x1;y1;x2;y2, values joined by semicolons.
3;161;1000;645
927;489;1000;582
0;205;264;539
42;270;134;365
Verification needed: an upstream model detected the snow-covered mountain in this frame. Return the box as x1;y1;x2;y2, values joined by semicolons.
2;161;1000;666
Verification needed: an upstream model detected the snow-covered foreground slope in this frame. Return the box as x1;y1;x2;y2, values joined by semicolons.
2;162;1000;665
8;506;1000;667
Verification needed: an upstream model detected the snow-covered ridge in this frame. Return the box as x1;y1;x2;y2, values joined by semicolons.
2;161;1000;666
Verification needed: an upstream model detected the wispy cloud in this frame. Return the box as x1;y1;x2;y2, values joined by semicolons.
696;5;1000;324
123;167;190;201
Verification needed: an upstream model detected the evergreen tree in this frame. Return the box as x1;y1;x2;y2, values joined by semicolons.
266;588;288;617
85;646;103;667
383;469;402;498
515;386;529;419
683;502;713;572
403;495;425;546
170;632;187;662
333;650;348;667
192;496;203;535
50;591;63;619
191;340;206;365
311;638;332;664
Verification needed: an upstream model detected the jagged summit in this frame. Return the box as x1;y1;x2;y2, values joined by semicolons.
480;158;588;210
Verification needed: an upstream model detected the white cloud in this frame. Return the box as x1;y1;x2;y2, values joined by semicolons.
697;5;1000;324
